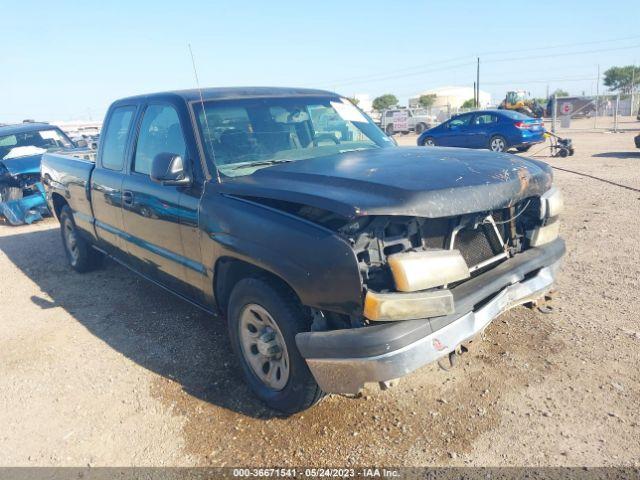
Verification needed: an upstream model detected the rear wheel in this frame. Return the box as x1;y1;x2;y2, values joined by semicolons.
227;277;323;414
59;205;103;273
489;135;507;152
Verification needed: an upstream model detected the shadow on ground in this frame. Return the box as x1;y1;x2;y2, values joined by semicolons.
0;226;279;419
592;151;640;159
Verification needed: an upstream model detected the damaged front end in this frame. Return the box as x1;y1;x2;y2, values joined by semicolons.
0;162;49;226
343;190;561;322
294;187;565;394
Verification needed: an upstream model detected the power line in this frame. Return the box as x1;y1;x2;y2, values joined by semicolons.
325;60;475;89
483;44;640;64
323;36;640;89
474;35;640;57
482;75;597;86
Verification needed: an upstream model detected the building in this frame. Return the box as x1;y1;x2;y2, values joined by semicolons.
409;86;492;110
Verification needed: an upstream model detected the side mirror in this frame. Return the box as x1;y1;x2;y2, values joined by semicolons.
150;153;191;186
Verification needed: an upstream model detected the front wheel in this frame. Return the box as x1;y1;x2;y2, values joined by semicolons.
422;136;436;147
489;135;507;152
415;123;426;135
59;205;103;273
385;124;395;135
227;277;323;414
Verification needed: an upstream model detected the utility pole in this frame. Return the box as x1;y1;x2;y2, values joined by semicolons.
476;57;480;108
473;81;477;108
631;62;636;118
594;64;600;129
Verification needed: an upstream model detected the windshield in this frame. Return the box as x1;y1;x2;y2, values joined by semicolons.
192;96;393;177
0;128;73;160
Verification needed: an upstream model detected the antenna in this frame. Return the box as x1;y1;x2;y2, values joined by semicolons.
188;43;221;183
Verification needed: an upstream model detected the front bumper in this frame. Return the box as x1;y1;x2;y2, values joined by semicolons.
296;238;564;394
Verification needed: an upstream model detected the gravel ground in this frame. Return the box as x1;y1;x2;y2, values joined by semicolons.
0;125;639;466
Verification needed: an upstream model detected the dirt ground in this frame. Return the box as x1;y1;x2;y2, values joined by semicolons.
0;125;639;467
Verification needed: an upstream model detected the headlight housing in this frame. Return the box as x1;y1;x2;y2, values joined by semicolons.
539;186;563;219
364;289;455;321
529;186;562;246
387;249;470;292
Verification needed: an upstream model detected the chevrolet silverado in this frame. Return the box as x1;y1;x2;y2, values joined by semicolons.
41;87;565;413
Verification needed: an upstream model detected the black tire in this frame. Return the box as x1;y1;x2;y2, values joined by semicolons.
516;145;531;152
227;277;324;414
422;136;436;147
489;135;508;152
385;124;394;135
59;205;103;273
415;123;426;135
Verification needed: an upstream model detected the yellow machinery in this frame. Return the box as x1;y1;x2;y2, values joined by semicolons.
499;90;544;118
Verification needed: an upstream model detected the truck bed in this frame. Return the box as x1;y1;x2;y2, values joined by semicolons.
41;151;97;236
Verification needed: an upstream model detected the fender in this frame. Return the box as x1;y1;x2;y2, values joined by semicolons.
198;188;363;316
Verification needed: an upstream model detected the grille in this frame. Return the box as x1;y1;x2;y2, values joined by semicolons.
454;224;503;268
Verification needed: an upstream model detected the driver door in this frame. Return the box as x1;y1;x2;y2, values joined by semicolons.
120;103;196;298
439;113;473;147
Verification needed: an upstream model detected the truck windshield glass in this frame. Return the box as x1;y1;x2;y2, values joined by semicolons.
193;97;393;176
0;128;73;160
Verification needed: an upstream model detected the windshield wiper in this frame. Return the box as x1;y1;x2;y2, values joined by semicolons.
228;159;294;170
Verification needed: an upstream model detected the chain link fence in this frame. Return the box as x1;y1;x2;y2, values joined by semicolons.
549;94;640;132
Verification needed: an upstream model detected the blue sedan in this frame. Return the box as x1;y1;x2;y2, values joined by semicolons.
417;110;545;153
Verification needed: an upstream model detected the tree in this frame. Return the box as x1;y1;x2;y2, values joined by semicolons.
347;97;359;106
418;94;437;109
461;98;476;109
551;88;569;98
372;94;398;111
603;65;640;94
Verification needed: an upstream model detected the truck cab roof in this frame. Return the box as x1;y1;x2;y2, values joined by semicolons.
115;86;339;105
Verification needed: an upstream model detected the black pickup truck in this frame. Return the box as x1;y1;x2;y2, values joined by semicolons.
41;87;565;413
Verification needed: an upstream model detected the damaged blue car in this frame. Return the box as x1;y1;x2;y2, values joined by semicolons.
0;122;88;225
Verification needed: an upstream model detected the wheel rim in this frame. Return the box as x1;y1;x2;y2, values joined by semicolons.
238;303;290;391
491;137;505;151
425;138;435;146
63;220;80;265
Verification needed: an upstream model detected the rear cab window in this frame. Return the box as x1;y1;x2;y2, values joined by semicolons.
101;106;136;170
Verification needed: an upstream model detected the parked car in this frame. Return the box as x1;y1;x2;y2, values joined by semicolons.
42;87;565;413
635;133;640;149
0;122;88;225
417;110;545;153
379;108;435;135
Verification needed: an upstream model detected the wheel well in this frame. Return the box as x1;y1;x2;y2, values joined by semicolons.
214;258;300;317
51;193;68;219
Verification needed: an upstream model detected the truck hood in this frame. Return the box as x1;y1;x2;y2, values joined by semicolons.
219;146;553;219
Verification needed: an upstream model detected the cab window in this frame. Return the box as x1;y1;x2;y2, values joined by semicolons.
101;106;135;171
133;105;186;175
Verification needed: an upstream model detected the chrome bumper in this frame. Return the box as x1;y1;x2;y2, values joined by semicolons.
305;262;558;394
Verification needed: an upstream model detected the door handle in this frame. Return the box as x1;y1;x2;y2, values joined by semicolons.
122;190;134;206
